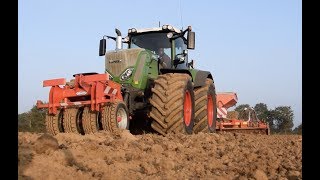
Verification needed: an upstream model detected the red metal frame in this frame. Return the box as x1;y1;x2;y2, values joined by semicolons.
215;92;270;134
43;78;66;87
37;73;123;115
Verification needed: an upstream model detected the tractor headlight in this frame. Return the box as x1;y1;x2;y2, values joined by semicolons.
123;36;129;42
131;28;137;33
120;68;134;81
167;25;173;31
162;25;168;30
128;28;137;34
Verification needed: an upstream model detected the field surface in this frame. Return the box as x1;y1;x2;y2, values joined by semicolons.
18;131;302;180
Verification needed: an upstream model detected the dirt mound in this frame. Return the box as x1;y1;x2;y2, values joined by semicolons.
18;131;302;179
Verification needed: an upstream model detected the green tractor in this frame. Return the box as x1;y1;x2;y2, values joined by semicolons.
99;24;217;135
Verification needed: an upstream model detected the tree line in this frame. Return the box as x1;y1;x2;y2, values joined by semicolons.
232;103;301;134
18;103;302;134
18;105;47;133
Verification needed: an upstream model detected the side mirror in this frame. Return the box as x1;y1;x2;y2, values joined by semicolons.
187;31;195;49
99;39;106;56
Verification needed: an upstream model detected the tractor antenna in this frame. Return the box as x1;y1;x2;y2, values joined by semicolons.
159;21;160;27
179;0;183;30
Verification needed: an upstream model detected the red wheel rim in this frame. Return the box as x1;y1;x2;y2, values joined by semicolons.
207;95;214;127
184;90;192;126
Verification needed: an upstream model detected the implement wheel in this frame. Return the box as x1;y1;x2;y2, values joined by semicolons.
101;101;129;133
63;108;82;134
149;73;195;135
81;107;100;134
193;79;217;133
45;109;64;135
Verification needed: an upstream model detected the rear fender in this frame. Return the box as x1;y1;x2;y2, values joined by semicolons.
189;69;213;88
160;69;213;88
160;69;192;77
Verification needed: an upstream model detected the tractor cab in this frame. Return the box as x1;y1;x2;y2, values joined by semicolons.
99;24;195;70
98;25;197;90
126;25;195;69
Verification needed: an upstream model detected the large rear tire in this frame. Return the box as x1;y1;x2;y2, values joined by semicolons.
101;101;129;133
45;110;64;135
193;79;217;133
149;73;195;135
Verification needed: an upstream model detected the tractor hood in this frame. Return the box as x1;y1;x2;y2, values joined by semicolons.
105;48;144;77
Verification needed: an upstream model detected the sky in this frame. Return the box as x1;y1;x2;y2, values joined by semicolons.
18;0;302;128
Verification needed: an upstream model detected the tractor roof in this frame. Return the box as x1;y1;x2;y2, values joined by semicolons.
128;24;181;35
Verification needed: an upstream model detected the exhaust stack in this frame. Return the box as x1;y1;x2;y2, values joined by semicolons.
115;28;122;50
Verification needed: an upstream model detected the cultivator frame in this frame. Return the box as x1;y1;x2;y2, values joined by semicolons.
37;73;122;115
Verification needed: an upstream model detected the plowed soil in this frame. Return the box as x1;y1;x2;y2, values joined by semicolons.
18;131;302;180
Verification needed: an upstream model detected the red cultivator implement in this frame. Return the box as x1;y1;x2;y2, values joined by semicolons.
37;73;122;114
215;92;270;135
37;72;129;135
